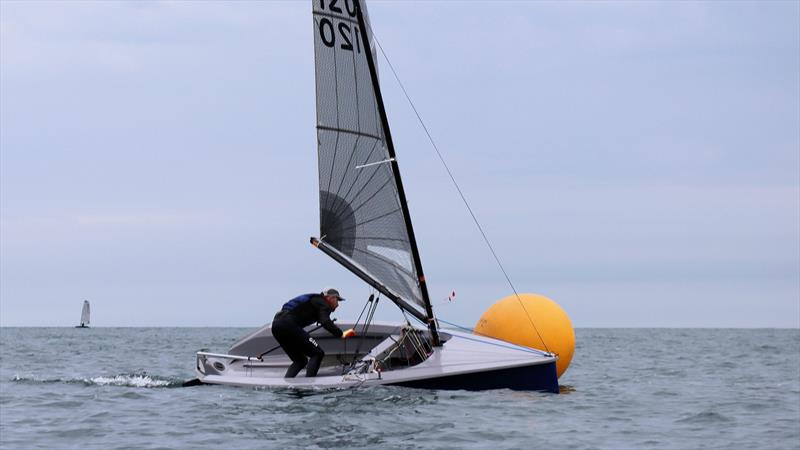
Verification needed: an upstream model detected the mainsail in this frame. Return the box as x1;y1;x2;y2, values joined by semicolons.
80;300;90;327
311;0;437;340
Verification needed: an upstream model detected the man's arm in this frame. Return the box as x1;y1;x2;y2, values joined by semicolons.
312;298;344;338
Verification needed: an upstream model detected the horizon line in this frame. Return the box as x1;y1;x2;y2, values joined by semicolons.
1;325;798;330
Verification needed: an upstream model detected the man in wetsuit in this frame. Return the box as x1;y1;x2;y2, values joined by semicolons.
271;287;356;378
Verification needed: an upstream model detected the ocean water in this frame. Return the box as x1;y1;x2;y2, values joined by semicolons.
0;328;798;450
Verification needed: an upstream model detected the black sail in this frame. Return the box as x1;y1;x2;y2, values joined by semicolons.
312;0;427;319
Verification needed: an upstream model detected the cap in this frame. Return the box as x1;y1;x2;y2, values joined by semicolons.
322;287;346;301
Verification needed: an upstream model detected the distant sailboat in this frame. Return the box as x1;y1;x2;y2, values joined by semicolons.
75;300;90;328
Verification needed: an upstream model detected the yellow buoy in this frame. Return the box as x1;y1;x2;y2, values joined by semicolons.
474;293;575;378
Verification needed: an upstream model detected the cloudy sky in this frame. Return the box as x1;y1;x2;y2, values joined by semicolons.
1;0;798;328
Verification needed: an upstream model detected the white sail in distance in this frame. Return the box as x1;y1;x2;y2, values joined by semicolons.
80;300;90;327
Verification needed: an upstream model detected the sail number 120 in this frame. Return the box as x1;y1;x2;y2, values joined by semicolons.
318;0;361;54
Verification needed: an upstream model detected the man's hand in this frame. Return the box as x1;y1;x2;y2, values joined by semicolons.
342;328;356;339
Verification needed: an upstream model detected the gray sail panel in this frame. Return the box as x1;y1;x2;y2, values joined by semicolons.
312;0;424;315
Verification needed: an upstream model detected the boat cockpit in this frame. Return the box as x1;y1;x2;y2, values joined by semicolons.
198;322;450;378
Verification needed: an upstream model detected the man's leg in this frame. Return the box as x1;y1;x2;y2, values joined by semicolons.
297;333;326;377
272;321;309;378
285;354;308;378
305;346;325;377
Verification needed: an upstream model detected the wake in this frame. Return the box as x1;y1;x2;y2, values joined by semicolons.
11;372;184;388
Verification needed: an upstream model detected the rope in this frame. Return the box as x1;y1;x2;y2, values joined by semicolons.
353;294;380;357
343;292;382;372
436;318;476;333
372;35;551;353
340;291;372;369
448;333;552;357
403;327;429;362
375;328;429;369
353;293;372;328
437;318;552;356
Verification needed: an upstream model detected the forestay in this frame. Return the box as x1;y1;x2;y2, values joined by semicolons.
312;0;427;318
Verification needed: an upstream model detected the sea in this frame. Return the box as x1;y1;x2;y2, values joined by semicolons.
0;328;798;450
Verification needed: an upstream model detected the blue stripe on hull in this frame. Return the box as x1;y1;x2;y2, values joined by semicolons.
388;361;559;393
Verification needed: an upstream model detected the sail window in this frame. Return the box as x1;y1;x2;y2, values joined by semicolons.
366;245;413;273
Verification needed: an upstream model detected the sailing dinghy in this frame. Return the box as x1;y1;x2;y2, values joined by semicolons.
192;0;559;392
75;300;90;328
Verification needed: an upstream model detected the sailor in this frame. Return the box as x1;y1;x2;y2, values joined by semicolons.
271;287;356;378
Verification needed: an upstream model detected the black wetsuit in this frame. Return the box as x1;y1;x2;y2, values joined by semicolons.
272;293;343;378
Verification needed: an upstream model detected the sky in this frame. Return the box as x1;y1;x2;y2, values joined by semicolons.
1;0;798;328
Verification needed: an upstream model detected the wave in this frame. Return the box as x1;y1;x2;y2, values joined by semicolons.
676;410;734;424
11;373;185;388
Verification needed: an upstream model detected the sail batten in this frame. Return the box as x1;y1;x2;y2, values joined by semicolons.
315;11;360;25
313;0;430;321
316;126;382;141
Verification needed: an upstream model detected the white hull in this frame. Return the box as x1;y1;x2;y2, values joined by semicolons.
194;322;559;392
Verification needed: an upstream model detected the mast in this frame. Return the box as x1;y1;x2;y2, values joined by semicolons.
352;0;441;346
